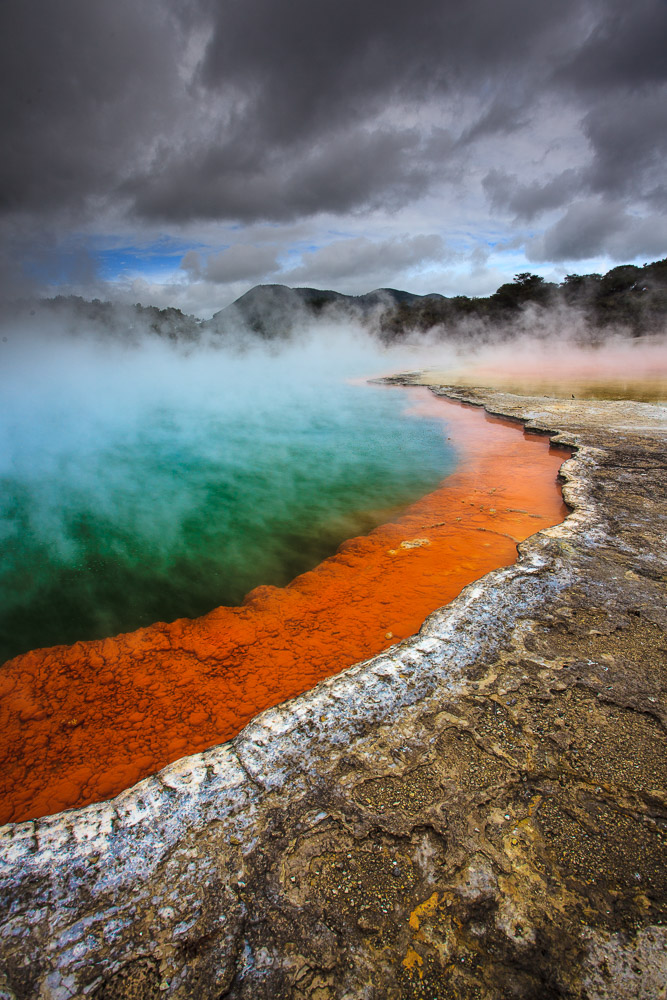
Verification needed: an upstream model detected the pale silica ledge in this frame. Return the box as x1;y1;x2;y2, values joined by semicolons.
1;382;666;1000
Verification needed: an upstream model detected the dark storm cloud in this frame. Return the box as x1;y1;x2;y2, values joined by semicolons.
0;0;577;223
0;0;665;263
127;126;442;223
0;0;184;216
556;0;667;91
124;0;575;225
483;169;583;222
479;0;667;250
195;0;572;145
527;200;667;262
484;79;667;244
582;91;667;206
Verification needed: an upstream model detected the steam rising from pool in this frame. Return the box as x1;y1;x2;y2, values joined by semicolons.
5;299;663;665
0;324;455;662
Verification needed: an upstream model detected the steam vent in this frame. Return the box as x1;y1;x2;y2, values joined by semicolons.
1;382;666;1000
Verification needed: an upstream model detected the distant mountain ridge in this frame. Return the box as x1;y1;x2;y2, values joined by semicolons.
203;283;448;339
204;258;667;341
8;257;667;344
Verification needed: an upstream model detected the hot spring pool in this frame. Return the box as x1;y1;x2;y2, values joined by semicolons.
0;334;571;821
0;334;455;663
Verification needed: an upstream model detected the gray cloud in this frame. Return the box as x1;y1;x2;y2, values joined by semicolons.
196;0;576;142
480;78;667;248
458;101;529;145
527;200;667;262
483;169;583;222
556;0;667;91
182;245;281;284
284;234;450;287
128;126;441;223
0;0;665;293
0;0;185;217
126;0;583;225
582;89;667;206
0;0;604;225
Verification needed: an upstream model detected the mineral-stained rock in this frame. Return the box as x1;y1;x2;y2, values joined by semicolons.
0;383;666;999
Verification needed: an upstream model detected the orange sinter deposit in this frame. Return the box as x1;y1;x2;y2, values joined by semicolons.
0;395;570;823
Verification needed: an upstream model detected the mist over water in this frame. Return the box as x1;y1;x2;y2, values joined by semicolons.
0;323;455;663
4;296;663;665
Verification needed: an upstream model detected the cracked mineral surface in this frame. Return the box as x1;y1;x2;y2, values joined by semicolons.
0;380;666;1000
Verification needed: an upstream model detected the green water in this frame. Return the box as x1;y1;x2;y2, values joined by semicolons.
0;333;455;662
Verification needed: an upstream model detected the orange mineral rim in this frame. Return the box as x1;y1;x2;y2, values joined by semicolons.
0;392;570;823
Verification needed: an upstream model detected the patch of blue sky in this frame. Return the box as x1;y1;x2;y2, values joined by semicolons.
288;243;320;258
96;247;180;281
24;233;219;288
92;235;211;280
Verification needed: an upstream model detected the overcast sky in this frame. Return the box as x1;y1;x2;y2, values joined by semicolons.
1;0;665;316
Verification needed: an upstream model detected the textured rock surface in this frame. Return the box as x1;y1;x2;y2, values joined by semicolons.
1;382;666;1000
